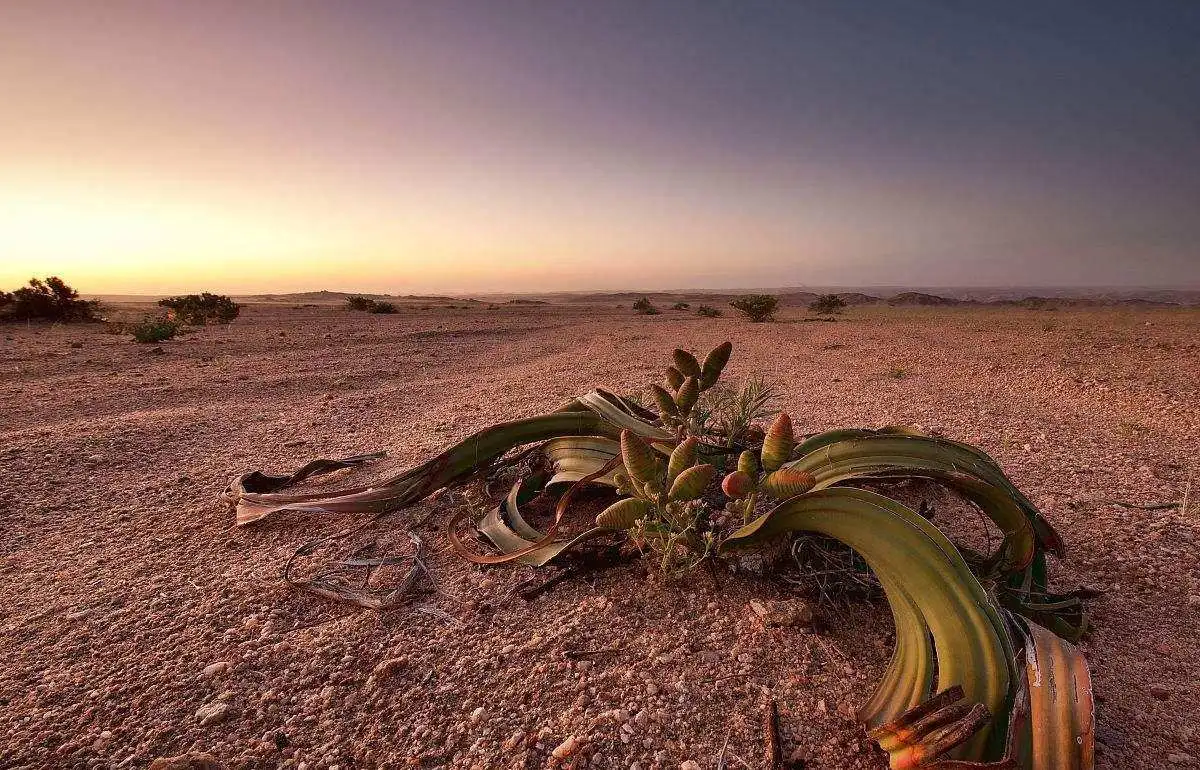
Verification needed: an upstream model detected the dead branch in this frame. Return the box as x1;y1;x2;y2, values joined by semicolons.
764;697;782;769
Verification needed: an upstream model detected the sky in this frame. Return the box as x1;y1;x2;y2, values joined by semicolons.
1;1;1198;294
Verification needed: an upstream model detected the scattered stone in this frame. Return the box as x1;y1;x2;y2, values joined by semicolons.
552;735;580;760
680;762;701;770
202;661;230;678
1150;684;1172;700
1168;753;1194;765
736;554;767;576
148;753;227;770
469;706;485;723
503;729;526;750
370;658;407;683
195;701;233;726
751;599;814;627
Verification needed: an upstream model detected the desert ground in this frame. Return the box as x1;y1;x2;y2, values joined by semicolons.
1;300;1197;769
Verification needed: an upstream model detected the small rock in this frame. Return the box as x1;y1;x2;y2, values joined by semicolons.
370;658;407;683
1150;684;1172;700
753;599;814;628
503;729;526;750
195;701;232;726
552;735;580;760
680;762;701;770
737;554;767;576
645;683;660;696
1168;753;1194;765
148;753;227;770
202;662;230;678
469;706;485;723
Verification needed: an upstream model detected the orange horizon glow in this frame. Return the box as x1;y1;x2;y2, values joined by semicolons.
2;3;1198;294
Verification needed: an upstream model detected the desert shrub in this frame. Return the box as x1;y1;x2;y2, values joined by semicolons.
159;292;240;325
809;294;846;316
633;297;661;315
0;276;100;322
696;305;722;318
672;302;690;310
369;301;398;314
345;295;375;311
131;318;179;343
729;294;778;322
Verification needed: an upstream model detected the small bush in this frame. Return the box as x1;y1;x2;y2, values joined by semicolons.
345;295;375;311
729;294;778;322
369;301;398;314
633;297;661;315
696;305;722;317
131;318;179;343
809;294;846;316
159;293;240;325
672;302;690;310
1;276;100;322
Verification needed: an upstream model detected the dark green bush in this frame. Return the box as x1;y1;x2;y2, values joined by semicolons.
633;297;661;315
369;301;398;314
0;277;100;322
672;302;690;310
131;318;179;343
729;294;779;322
696;305;722;318
346;295;376;311
159;293;240;325
809;294;847;316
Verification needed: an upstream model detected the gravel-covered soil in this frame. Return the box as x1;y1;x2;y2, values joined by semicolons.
1;301;1197;769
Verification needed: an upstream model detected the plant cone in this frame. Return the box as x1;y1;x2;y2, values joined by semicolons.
722;470;754;498
651;385;679;418
675;376;700;416
669;463;715;501
672;349;702;379
760;468;816;499
737;450;758;476
596;497;651;530
620;429;658;484
761;412;795;471
667;437;698;482
700;341;733;390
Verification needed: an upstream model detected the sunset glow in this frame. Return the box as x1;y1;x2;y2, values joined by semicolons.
2;2;1198;294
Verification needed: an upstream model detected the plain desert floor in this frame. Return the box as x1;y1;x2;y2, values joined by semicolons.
1;302;1198;769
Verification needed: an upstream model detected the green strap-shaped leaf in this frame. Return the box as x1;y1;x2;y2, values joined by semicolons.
722;488;1015;763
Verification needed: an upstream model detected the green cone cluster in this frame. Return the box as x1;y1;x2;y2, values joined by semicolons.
595;429;716;530
658;342;732;427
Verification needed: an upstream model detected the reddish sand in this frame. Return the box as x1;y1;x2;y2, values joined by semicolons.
1;302;1197;768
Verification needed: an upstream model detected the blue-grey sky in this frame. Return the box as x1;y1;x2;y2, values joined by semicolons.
1;1;1198;292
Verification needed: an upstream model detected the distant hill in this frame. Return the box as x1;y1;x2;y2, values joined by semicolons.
90;286;1199;308
888;292;961;306
239;290;483;305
